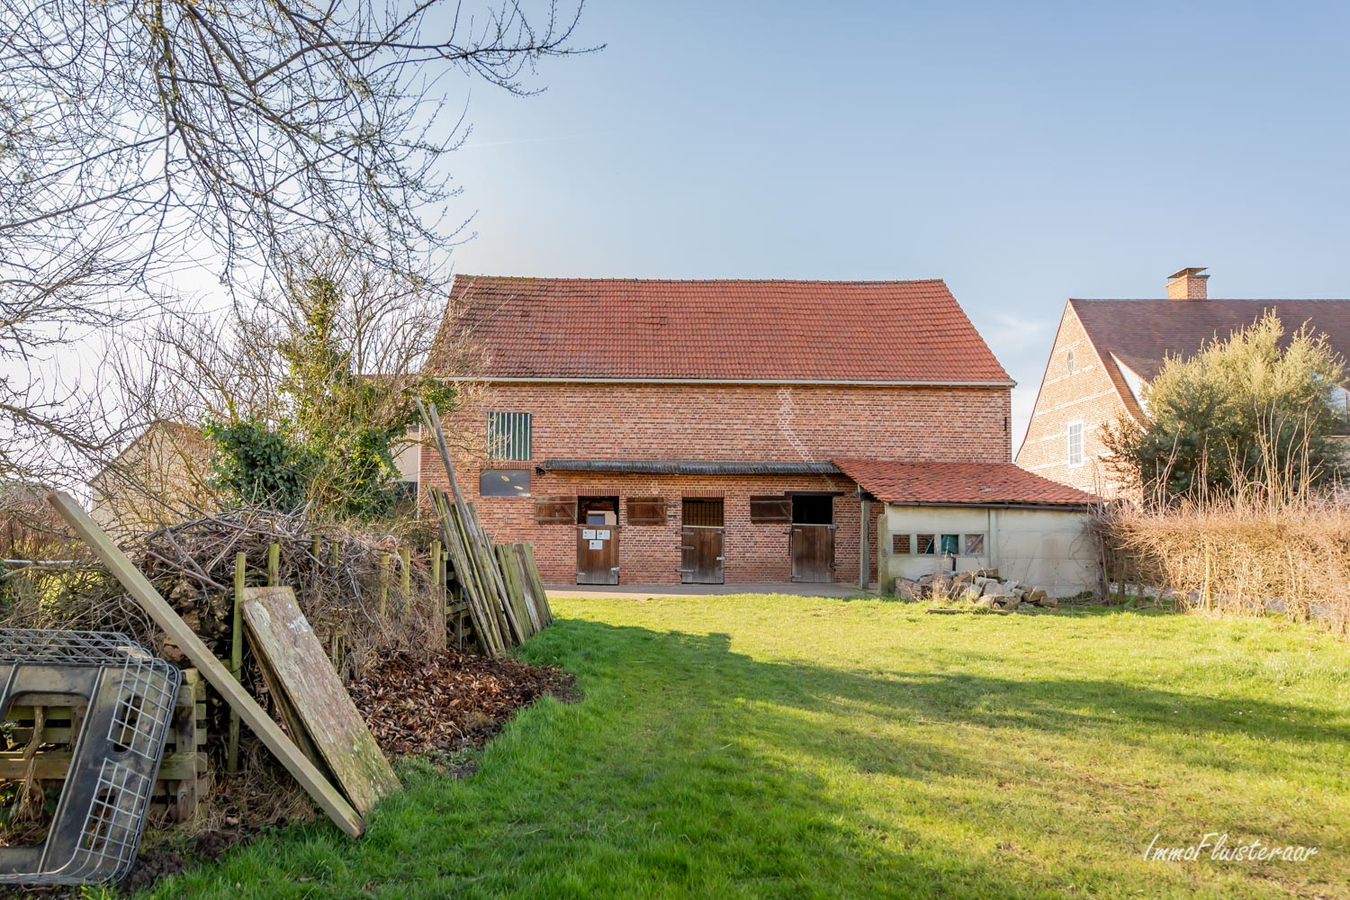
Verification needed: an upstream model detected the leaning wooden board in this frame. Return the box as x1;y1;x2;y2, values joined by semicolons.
241;586;400;816
45;491;365;838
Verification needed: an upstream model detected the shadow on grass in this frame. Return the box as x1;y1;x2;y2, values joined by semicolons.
145;614;1348;899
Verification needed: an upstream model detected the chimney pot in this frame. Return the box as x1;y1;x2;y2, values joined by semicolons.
1167;266;1209;300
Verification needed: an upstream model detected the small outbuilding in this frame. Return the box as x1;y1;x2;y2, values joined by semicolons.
834;459;1100;598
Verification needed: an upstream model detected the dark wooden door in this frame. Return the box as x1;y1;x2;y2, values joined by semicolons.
576;525;619;584
791;524;835;583
680;527;725;584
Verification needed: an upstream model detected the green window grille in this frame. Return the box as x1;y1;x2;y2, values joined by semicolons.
487;412;532;461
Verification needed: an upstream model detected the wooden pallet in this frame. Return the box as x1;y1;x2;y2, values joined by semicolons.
0;668;209;824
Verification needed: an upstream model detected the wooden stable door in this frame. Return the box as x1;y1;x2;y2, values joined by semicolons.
681;527;725;584
791;524;835;583
576;526;619;584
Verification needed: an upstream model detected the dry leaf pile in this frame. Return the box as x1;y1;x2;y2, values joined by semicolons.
348;649;576;757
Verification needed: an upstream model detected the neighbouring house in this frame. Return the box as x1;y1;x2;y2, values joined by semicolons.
89;421;214;534
1017;267;1350;498
421;275;1101;594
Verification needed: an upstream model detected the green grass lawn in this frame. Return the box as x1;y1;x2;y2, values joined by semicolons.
142;596;1350;899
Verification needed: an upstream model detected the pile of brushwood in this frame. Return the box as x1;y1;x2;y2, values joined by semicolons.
3;506;443;682
349;649;577;758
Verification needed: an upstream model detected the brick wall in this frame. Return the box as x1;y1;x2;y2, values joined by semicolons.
453;471;877;584
420;381;1008;584
435;381;1012;466
1015;304;1132;496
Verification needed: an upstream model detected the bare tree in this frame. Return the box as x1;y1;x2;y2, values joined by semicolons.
0;0;590;481
100;244;479;526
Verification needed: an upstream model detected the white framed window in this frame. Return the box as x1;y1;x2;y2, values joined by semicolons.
1066;349;1076;373
1067;421;1084;466
486;411;532;461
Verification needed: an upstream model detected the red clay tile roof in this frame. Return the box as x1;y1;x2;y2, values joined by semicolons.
430;276;1011;384
1071;299;1350;383
833;459;1099;507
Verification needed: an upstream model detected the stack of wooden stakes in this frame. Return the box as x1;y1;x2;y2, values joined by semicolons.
418;400;553;657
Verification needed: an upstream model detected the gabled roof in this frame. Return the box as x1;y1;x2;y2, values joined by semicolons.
429;276;1012;385
833;459;1099;508
1071;299;1350;384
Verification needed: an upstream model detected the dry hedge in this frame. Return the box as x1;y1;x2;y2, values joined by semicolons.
1098;495;1350;635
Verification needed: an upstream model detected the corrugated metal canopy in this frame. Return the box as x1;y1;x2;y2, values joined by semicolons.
537;459;842;476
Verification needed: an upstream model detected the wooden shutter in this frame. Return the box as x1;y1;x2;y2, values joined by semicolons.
749;496;792;524
534;496;576;524
626;496;667;526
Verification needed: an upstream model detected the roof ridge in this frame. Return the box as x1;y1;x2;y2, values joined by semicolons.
453;274;948;285
1070;297;1350;303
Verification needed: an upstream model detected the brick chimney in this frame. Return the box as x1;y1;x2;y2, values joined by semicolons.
1167;267;1209;300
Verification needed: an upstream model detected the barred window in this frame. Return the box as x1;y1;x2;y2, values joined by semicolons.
487;412;532;461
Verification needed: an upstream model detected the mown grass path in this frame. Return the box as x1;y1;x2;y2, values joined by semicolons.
144;596;1350;898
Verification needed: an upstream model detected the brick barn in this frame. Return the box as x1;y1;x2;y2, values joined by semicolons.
419;275;1095;589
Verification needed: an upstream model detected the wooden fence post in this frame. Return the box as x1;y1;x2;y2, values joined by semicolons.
267;542;280;586
227;552;245;774
399;546;411;613
379;553;390;618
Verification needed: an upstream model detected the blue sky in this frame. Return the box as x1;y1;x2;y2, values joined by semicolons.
442;1;1350;448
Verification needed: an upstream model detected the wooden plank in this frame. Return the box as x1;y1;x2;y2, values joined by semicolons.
418;401;518;646
520;544;553;625
452;499;510;652
467;503;522;645
241;586;400;817
432;489;501;657
0;751;202;781
45;491;365;838
497;545;535;638
247;627;332;776
227;552;244;774
508;545;542;634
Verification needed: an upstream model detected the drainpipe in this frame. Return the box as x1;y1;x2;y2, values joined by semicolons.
988;508;1000;572
859;498;870;587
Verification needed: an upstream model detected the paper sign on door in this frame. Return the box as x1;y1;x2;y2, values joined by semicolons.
588;539;604;550
597;529;611;540
582;529;596;540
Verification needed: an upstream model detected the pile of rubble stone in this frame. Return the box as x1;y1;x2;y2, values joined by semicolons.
893;569;1059;610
